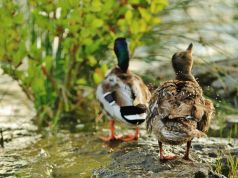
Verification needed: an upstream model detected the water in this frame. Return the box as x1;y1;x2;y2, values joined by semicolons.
15;131;111;177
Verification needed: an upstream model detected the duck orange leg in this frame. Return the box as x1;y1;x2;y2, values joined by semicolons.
159;141;177;161
120;127;139;142
183;141;192;161
100;120;117;142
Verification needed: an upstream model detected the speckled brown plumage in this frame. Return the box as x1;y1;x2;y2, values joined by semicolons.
146;80;214;144
146;43;214;160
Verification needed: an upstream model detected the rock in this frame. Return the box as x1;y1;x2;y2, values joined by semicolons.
210;115;238;138
92;137;238;177
192;60;238;107
224;115;238;134
225;115;238;124
229;148;238;155
194;170;207;178
0;73;40;177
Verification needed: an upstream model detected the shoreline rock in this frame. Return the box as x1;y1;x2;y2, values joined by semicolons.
92;136;238;177
0;73;40;177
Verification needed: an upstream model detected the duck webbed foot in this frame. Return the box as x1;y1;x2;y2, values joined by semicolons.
159;141;177;161
119;127;139;142
100;121;140;142
100;135;117;142
160;155;177;161
100;120;117;142
183;140;192;161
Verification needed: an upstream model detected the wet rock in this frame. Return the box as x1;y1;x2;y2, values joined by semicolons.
192;60;238;107
225;115;238;124
0;73;39;177
208;151;218;158
194;170;207;178
210;115;238;138
92;137;238;178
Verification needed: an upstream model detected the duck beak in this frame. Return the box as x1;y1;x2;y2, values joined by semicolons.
187;43;193;54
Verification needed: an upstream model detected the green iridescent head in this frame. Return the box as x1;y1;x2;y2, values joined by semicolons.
114;38;130;72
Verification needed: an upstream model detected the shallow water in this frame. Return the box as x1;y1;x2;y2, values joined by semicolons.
14;131;111;177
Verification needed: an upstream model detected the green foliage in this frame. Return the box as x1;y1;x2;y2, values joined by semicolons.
215;154;238;177
227;154;238;178
0;0;167;128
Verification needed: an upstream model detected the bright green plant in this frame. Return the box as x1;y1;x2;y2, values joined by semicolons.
0;0;167;128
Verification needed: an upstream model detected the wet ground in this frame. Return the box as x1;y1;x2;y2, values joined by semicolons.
0;72;39;177
93;136;238;178
3;129;237;177
15;132;111;177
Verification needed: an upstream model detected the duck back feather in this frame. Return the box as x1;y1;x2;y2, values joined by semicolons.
146;80;214;144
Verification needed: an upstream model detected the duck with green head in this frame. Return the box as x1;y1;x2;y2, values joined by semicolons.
96;38;151;142
146;44;214;161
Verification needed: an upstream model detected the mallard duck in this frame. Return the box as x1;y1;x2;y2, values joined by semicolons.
96;38;151;142
146;43;214;160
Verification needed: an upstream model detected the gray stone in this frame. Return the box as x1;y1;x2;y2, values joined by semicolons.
225;115;238;124
92;137;238;177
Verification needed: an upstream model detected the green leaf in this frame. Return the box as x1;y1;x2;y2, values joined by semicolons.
76;78;87;85
91;0;102;12
88;56;97;66
43;56;53;71
139;7;151;22
91;18;104;28
125;10;133;22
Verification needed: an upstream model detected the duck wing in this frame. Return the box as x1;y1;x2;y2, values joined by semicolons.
129;74;151;106
167;80;203;121
146;81;180;133
96;68;150;124
196;99;214;132
146;87;160;133
98;70;134;107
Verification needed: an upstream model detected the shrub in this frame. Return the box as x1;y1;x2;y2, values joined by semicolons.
0;0;167;128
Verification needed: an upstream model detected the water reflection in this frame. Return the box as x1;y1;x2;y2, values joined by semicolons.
16;131;112;177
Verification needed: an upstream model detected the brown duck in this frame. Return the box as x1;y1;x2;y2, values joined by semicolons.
146;43;214;161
